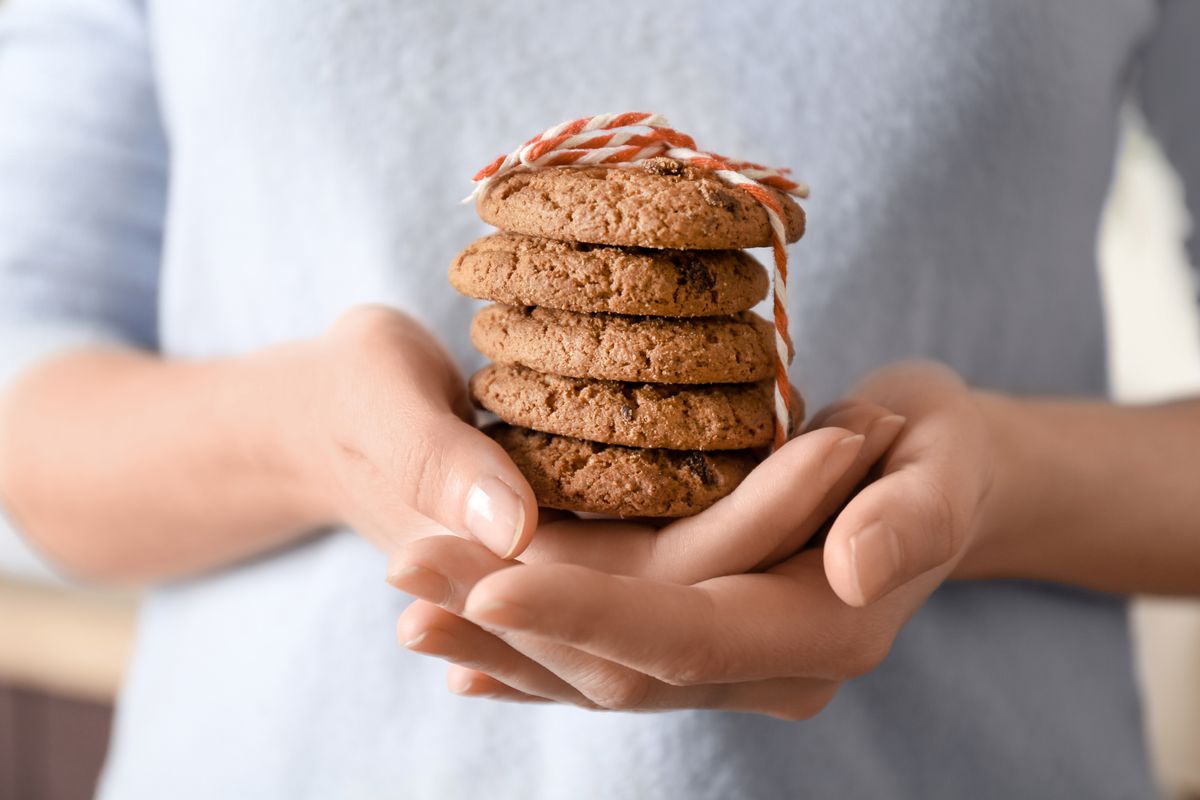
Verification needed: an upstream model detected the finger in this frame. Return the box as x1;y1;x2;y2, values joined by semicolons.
424;574;843;719
752;410;906;569
394;539;865;713
648;408;905;582
639;427;865;584
388;537;653;708
445;666;553;704
713;677;840;721
397;600;593;706
462;554;891;684
387;534;511;612
848;359;967;412
518;517;660;575
804;397;884;433
452;666;838;719
451;665;837;719
808;400;896;440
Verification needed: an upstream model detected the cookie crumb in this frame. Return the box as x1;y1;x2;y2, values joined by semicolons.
641;157;684;176
698;180;736;210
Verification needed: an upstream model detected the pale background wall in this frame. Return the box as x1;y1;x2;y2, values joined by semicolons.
1100;110;1200;799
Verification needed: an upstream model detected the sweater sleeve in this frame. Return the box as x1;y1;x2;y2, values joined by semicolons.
0;0;167;579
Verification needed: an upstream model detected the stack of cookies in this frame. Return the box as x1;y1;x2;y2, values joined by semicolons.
451;156;805;517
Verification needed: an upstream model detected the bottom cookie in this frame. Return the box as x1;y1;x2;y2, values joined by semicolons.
487;423;759;518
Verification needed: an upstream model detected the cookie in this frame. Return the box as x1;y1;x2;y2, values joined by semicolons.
449;232;768;317
488;424;757;517
471;363;803;451
470;304;774;384
476;160;805;250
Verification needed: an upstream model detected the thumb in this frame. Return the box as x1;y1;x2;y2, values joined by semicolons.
324;306;538;558
823;467;967;607
399;410;539;559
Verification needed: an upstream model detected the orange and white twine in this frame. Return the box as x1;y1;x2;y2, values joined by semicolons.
470;113;809;450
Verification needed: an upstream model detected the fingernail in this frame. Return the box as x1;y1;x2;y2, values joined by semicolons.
822;434;865;484
386;564;451;606
403;628;455;654
402;632;429;650
870;414;906;431
848;522;903;605
868;414;907;439
449;673;478;695
468;600;532;630
465;476;526;558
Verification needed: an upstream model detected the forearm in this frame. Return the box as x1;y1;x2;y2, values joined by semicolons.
0;344;330;583
961;392;1200;595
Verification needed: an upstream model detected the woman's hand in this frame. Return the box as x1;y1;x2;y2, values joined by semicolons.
813;360;996;605
0;303;543;580
297;305;541;557
387;360;1003;716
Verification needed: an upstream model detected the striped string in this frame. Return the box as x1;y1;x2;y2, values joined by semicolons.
470;113;807;450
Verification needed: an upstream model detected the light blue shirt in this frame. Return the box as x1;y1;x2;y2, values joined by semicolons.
2;1;1198;797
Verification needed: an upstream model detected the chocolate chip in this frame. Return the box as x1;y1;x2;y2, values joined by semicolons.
682;452;716;486
619;404;636;422
674;255;716;292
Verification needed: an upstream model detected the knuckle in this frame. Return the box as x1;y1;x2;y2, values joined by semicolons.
585;670;652;711
806;686;839;717
855;639;891;676
775;684;839;721
657;646;731;687
911;475;964;567
398;426;450;514
656;591;729;687
768;707;813;723
836;631;893;679
326;307;431;386
328;304;406;344
394;615;423;647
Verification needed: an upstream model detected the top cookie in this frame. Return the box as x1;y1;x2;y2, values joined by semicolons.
476;159;806;250
449;232;768;317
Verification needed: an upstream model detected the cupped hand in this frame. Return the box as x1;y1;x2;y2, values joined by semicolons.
388;360;1000;717
385;396;906;712
299;306;539;556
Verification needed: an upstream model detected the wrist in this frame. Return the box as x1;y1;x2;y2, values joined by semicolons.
952;390;1037;580
215;338;340;530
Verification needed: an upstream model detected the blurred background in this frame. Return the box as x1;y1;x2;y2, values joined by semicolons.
0;111;1198;799
1105;111;1200;800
